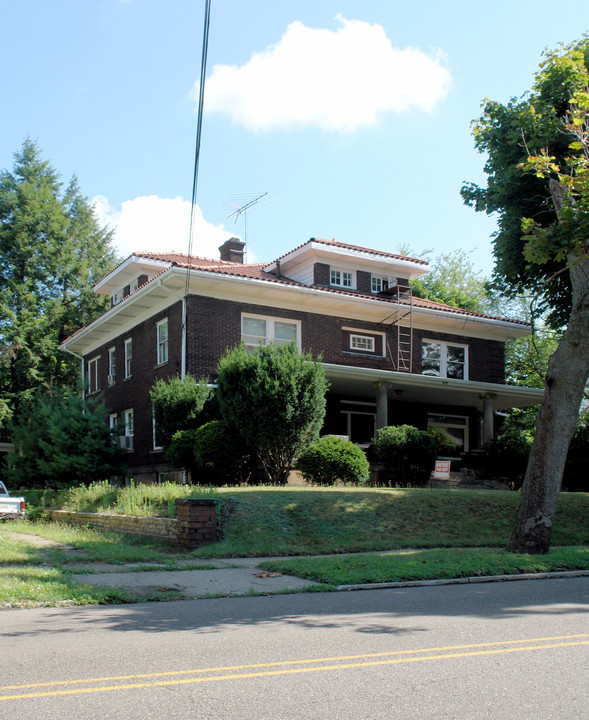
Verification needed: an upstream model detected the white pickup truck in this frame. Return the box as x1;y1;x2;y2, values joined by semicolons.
0;481;25;519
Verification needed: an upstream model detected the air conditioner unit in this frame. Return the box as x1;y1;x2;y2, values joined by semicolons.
107;374;116;385
118;435;134;450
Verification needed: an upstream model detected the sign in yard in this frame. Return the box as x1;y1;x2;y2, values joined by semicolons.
433;460;451;479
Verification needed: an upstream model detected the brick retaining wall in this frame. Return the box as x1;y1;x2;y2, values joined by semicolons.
50;499;219;548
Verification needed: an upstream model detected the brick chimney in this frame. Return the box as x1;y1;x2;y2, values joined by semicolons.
219;237;245;263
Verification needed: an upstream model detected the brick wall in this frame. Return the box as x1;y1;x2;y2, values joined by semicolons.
413;329;505;384
313;262;330;285
50;510;178;539
86;300;183;469
50;500;219;548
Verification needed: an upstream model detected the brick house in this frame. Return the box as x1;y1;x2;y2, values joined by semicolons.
60;237;543;483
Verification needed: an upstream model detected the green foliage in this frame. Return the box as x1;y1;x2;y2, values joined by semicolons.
374;425;438;487
62;479;219;517
217;342;329;485
167;421;251;486
0;139;116;425
486;429;533;488
296;436;370;486
461;37;589;328
426;426;458;457
411;249;494;313
6;387;126;489
150;374;212;448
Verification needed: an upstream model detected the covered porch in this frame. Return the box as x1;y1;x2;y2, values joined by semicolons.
321;363;544;452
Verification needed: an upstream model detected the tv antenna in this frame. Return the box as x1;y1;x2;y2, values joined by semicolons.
226;192;269;247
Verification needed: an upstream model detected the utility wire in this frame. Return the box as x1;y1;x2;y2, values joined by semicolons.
185;0;212;299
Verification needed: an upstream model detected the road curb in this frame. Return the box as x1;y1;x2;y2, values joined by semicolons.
336;569;589;592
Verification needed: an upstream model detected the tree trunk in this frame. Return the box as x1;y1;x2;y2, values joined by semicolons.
507;254;589;553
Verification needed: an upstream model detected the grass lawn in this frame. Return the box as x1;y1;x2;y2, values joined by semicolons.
259;546;589;586
192;486;589;557
2;486;587;606
0;521;218;608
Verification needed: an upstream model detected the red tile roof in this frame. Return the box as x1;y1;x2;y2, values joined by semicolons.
270;237;430;266
87;248;527;333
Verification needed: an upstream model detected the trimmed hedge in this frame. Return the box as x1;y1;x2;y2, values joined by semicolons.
296;436;370;486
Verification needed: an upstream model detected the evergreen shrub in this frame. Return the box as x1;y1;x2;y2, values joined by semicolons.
296;436;370;486
374;424;437;487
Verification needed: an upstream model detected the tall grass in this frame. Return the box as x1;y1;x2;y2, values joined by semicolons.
62;480;220;517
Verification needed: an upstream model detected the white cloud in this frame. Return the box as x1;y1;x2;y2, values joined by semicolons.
201;15;452;132
93;195;234;261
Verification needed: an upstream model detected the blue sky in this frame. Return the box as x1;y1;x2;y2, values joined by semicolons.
3;1;589;276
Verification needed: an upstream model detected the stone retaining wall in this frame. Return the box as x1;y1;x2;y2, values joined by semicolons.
50;499;219;548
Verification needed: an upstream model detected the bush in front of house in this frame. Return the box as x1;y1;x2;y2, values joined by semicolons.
167;420;251;486
485;428;532;488
217;342;328;485
296;436;370;486
374;424;438;487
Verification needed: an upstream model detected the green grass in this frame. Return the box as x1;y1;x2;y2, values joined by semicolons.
61;480;220;517
0;566;149;608
259;546;589;586
4;486;587;606
191;487;589;557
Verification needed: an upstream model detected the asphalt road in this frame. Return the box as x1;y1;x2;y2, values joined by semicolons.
1;577;588;719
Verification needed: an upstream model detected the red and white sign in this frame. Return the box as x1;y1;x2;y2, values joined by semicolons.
433;460;451;479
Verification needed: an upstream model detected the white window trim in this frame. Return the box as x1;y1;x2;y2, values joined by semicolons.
107;347;116;384
157;319;169;365
350;334;376;353
152;412;163;451
370;275;391;293
427;413;470;453
422;339;469;380
124;338;133;378
241;313;301;351
124;409;134;437
342;327;386;357
330;267;355;289
87;356;100;394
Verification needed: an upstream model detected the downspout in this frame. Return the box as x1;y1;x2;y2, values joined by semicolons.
157;280;187;379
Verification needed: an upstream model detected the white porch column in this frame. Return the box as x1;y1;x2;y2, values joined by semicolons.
481;394;496;445
374;382;392;430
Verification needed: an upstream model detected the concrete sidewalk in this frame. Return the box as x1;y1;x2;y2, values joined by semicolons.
71;555;589;601
71;556;318;598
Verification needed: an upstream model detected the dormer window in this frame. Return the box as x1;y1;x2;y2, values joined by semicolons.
371;275;389;293
330;269;354;288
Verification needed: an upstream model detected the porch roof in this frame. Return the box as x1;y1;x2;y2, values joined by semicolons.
322;363;544;412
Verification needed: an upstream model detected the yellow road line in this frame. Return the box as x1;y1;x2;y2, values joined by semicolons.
1;635;588;701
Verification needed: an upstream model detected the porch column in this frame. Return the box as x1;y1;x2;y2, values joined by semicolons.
480;393;496;445
374;381;392;430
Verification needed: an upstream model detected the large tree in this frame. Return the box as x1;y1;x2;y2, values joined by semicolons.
0;139;116;424
6;386;126;489
462;39;589;553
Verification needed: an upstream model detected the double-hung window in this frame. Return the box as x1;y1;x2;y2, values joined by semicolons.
371;275;389;293
107;347;116;384
124;338;133;378
242;314;300;351
330;269;354;288
157;319;168;364
422;341;468;380
87;356;99;394
120;408;134;451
